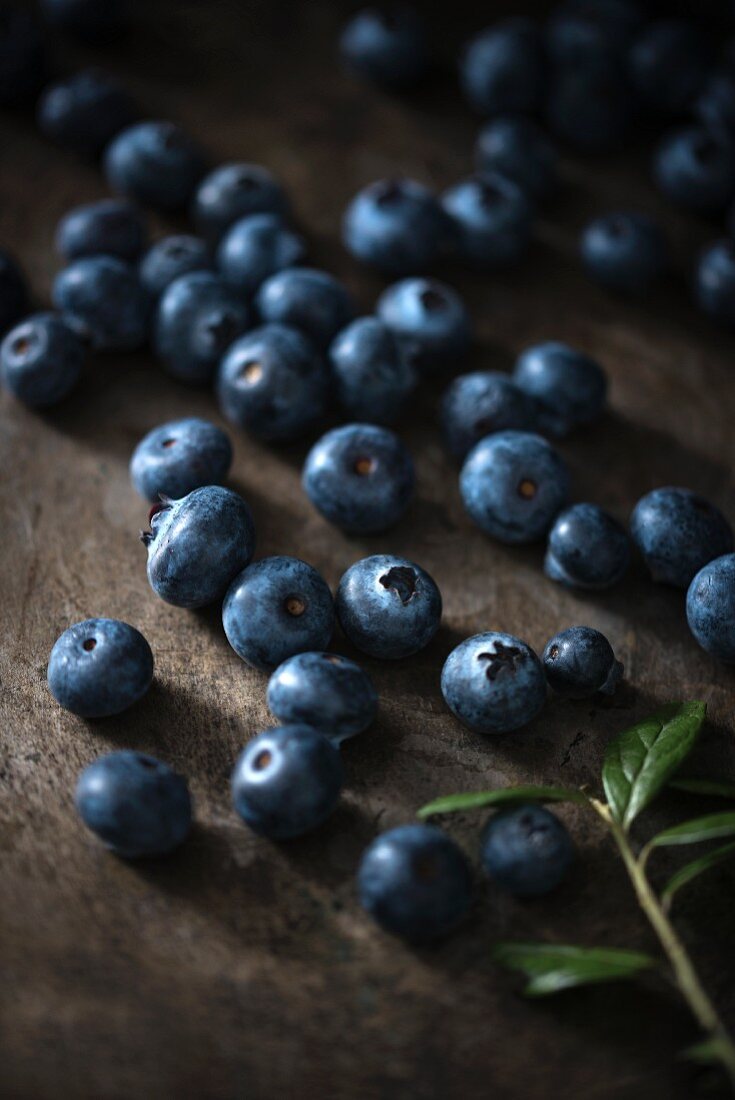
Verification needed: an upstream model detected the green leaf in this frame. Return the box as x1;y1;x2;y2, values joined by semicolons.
661;841;735;909
602;702;707;830
681;1037;735;1066
492;943;657;997
417;785;588;819
669;778;735;801
648;812;735;850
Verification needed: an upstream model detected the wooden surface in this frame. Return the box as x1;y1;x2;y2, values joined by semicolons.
2;3;735;1098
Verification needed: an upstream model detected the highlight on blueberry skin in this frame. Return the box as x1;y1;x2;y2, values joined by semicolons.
130;417;232;502
686;553;735;663
223;556;334;672
104;120;208;213
256;267;355;350
513;341;607;437
441;631;546;735
192;162;288;242
339;5;429;89
217;213;305;297
267;651;378;745
55;198;148;263
48;618;154;718
376;277;471;374
1;313;86;408
652;127;735;216
441;173;534;269
440;370;538;461
52;255;149;352
475;115;558;203
480;804;574;899
694;239;735;328
343;178;450;276
630;487;733;589
142;485;256;609
545;503;630;591
542;626;623;699
231;725;343;839
329;316;416;426
75;751;192;858
37;69;138;157
139;235;213;299
357;824;472;943
580;211;667;297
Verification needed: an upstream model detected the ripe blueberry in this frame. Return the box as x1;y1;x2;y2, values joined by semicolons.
48;618;153;718
105;121;208;213
481;804;574;898
440;371;538;461
256;267;354;350
631;487;733;589
130;417;232;502
441;631;546;735
1;313;85;408
686;554;735;663
376;277;471;373
545;503;630;590
52;255;149;351
154;271;250;385
267;651;378;744
513;341;607;437
542;625;623;698
343;178;449;275
329;316;416;425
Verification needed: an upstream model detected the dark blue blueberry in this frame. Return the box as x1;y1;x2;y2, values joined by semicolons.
460;18;545;116
223;557;334;671
545;503;630;590
339;5;428;88
460;431;569;544
37;69;138;157
75;752;191;859
0;4;45;105
256;267;354;350
154;272;250;385
105;121;208;213
1;313;85;408
631;487;733;589
441;174;533;269
475;116;558;203
217;323;328;441
343;178;449;275
653;128;735;216
440;371;537;461
542;625;623;698
55;199;147;263
358;824;472;942
441;631;546;735
52;256;149;351
336;554;441;660
329;316;416;425
302;423;415;534
694;71;735;147
546;59;633;153
231;725;342;839
48;618;153;718
627;19;709;117
686;554;735;663
139;235;213;299
40;0;127;44
130;417;232;502
267;651;378;744
217;213;305;297
480;804;574;898
513;341;607;437
546;0;643;63
581;211;667;297
694;239;735;328
376;277;471;373
193;163;288;242
0;249;29;336
142;485;256;609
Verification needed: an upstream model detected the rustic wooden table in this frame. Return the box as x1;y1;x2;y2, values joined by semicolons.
2;3;735;1098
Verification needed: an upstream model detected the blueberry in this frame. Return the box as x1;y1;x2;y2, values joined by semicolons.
217;213;305;297
52;256;149;352
480;804;574;898
460;431;570;544
256;267;354;350
48;618;153;718
440;371;538;461
627;19;709;117
542;625;623;698
142;485;256;609
1;313;85;408
441;174;533;269
329;316;416;425
336;554;441;660
581;211;667;297
0;249;29;336
154;272;250;385
475;116;558;203
546;59;633;153
130;417;233;502
267;651;378;744
546;0;643;63
339;5;428;88
37;69;138;157
376;277;471;373
193;163;288;242
513;341;607;437
686;554;735;663
545;503;630;590
223;556;334;671
217;323;328;441
694;239;735;327
75;752;191;859
55;199;147;263
357;824;472;943
343;178;449;275
231;725;342;838
105;121;208;213
653;128;735;216
0;4;45;105
441;631;546;735
139;235;213;299
460;19;545;116
631;487;733;589
40;0;127;44
694;71;735;146
303;423;415;534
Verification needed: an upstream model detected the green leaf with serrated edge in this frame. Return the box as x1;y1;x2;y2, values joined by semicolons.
648;812;735;849
417;786;587;819
662;841;735;909
670;778;735;800
602;702;706;829
492;943;656;997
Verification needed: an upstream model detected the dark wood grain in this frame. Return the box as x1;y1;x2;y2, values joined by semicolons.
2;3;735;1098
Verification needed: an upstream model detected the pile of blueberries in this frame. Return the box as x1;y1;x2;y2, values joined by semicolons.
3;0;735;944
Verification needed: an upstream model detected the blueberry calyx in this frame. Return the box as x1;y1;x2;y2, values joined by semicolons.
140;496;173;545
477;642;523;681
379;565;417;605
419;286;447;312
374;179;404;205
